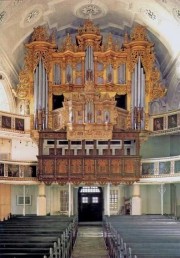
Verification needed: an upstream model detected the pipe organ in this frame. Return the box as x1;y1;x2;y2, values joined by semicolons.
16;20;165;184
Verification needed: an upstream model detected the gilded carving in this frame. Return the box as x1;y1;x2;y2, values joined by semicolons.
130;25;148;41
78;19;101;36
31;26;49;42
149;68;166;100
62;33;75;52
16;70;30;99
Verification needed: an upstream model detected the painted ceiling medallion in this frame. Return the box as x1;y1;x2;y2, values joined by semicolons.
173;8;180;22
74;0;107;19
0;11;7;24
13;0;23;6
139;7;160;24
25;9;40;23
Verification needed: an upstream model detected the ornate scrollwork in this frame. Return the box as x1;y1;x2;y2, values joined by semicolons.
130;25;148;41
76;19;102;49
63;33;75;52
78;19;100;36
149;68;166;100
31;26;49;42
16;70;30;99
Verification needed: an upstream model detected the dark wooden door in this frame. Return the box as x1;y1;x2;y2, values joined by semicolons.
78;187;103;222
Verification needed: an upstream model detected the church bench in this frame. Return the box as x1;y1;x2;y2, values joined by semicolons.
0;248;50;253
0;243;54;248
0;254;48;258
0;215;77;258
0;238;58;244
128;248;180;257
103;215;180;258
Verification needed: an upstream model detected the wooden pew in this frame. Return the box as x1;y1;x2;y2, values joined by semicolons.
103;215;180;258
0;215;78;258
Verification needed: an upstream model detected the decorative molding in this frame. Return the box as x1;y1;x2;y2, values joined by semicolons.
173;7;180;23
20;5;42;28
74;0;107;19
0;11;7;25
25;9;40;24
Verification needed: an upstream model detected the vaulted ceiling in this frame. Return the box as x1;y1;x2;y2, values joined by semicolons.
0;0;180;110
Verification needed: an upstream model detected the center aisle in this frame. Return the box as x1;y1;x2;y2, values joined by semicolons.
71;225;109;258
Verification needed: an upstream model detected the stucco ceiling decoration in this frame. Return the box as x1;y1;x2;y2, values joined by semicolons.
173;7;180;22
74;0;108;19
20;5;43;28
0;11;7;25
24;10;40;24
139;7;160;24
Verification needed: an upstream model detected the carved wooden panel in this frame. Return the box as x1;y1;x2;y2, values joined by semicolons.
84;159;95;174
111;159;122;174
56;159;68;174
97;159;108;174
71;159;82;174
43;159;54;175
38;155;141;184
124;159;134;174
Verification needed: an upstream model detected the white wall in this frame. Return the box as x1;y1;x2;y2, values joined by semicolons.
175;183;180;217
11;139;38;161
46;185;69;215
141;184;171;215
11;185;38;215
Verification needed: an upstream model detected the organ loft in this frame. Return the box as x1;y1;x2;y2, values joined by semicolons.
16;20;165;185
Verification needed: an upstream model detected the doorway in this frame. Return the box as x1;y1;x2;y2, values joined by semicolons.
78;186;103;222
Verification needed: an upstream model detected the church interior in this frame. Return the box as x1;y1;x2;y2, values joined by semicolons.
0;0;180;257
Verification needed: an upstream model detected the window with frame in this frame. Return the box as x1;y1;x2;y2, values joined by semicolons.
60;190;68;212
110;190;118;211
82;197;88;203
92;196;99;203
80;186;100;193
17;196;31;205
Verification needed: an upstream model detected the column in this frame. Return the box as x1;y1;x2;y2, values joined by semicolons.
37;183;46;216
119;185;124;214
104;183;110;216
158;184;166;215
23;185;26;216
170;184;176;216
131;183;141;215
68;183;72;217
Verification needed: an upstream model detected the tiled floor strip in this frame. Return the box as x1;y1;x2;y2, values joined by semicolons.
72;226;109;258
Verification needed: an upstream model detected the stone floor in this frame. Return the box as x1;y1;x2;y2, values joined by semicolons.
71;225;109;258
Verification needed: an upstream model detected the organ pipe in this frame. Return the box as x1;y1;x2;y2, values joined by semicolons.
33;58;48;130
132;56;145;130
131;70;135;127
85;46;94;81
138;57;141;107
134;63;137;108
118;64;126;84
54;64;61;85
42;62;46;110
38;58;42;109
45;73;48;128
